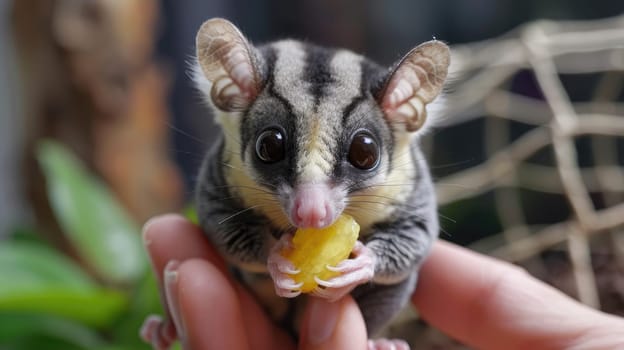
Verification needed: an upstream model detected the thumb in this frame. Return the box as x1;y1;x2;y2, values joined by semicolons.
299;296;368;350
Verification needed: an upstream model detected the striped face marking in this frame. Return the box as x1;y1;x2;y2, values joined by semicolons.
234;40;396;228
268;42;366;184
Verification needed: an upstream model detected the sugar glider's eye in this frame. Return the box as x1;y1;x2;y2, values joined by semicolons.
255;128;285;163
348;132;380;170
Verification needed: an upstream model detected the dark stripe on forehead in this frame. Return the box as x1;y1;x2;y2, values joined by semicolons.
342;59;385;125
262;45;296;116
242;44;297;187
266;61;298;187
338;58;395;179
240;46;295;160
303;45;336;111
362;58;394;173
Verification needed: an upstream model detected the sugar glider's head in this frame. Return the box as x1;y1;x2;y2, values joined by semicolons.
194;18;450;230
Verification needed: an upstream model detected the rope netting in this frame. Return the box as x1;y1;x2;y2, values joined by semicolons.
434;15;624;308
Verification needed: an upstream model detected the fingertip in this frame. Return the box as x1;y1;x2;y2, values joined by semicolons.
300;296;368;350
142;214;194;262
142;214;188;244
141;213;227;279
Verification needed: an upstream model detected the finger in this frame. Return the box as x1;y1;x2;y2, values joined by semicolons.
175;259;295;350
174;258;250;349
141;214;227;347
142;214;227;281
235;283;296;350
412;241;624;349
299;296;368;350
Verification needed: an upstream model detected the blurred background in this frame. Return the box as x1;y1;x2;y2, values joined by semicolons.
1;0;623;349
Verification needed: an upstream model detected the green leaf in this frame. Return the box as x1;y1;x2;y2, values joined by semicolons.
0;313;105;349
36;140;146;285
0;241;93;291
0;241;127;327
0;289;127;328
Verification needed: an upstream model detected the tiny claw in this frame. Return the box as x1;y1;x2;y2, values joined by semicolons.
270;254;299;275
285;291;302;298
311;285;333;298
314;276;333;288
275;287;302;298
311;286;329;299
268;247;298;278
311;284;353;302
280;279;303;291
270;271;303;298
325;258;362;273
325;264;341;272
282;265;300;275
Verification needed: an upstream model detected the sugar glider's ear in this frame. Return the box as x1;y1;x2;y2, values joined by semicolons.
378;41;450;132
195;18;262;111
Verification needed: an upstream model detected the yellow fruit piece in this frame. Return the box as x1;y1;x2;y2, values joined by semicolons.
282;214;360;293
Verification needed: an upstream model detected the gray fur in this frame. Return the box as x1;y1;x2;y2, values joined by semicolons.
194;18;448;338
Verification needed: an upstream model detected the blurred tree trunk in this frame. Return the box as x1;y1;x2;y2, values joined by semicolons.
12;0;183;249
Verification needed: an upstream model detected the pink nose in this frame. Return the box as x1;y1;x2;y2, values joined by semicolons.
291;184;334;228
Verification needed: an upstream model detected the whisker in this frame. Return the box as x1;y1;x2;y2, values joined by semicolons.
212;192;278;204
438;226;452;238
433;182;470;189
438;212;457;223
347;199;388;206
166;121;209;146
348;182;415;193
349;193;394;202
218;205;262;225
217;164;279;190
170;149;205;159
344;205;379;218
220;162;242;170
349;194;429;212
430;158;477;170
364;182;416;188
211;184;277;195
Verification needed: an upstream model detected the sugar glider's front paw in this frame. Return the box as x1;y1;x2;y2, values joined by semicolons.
312;241;376;302
267;233;303;298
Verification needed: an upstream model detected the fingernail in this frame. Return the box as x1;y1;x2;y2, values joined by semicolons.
164;260;179;283
307;297;340;345
142;216;159;246
164;261;184;339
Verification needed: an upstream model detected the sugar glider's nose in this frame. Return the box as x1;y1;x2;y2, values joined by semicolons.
291;183;336;228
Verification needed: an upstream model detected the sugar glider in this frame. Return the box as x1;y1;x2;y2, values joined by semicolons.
193;18;449;348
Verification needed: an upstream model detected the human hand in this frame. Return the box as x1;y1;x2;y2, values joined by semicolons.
139;214;624;349
412;240;624;349
139;214;367;350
